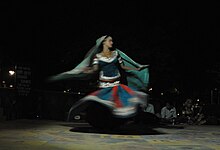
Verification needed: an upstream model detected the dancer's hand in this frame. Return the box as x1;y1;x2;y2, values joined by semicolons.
136;67;141;71
140;64;149;68
137;65;149;71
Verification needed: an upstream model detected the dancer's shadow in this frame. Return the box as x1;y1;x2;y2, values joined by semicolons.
62;121;167;135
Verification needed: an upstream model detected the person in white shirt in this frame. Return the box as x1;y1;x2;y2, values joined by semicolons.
142;103;155;114
136;102;159;125
161;101;177;123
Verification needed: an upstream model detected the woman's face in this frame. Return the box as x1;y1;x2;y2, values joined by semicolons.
103;36;113;48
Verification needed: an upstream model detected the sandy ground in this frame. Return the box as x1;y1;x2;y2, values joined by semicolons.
0;119;220;150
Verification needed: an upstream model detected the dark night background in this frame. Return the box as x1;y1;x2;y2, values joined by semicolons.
0;1;219;120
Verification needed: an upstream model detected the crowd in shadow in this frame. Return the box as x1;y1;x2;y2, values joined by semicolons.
0;94;19;120
142;97;220;126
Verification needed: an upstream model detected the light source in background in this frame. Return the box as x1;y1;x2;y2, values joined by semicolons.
148;88;153;91
161;92;164;95
2;80;6;88
174;88;178;92
74;115;80;120
9;85;13;88
9;70;15;76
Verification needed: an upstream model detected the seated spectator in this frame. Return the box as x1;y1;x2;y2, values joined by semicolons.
135;101;159;125
161;101;177;124
178;98;206;125
142;103;155;114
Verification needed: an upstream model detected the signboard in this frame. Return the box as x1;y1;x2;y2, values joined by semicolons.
16;65;31;96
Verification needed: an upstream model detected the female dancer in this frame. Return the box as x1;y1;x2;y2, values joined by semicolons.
49;35;150;129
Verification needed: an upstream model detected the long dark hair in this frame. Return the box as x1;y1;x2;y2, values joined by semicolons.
98;35;115;52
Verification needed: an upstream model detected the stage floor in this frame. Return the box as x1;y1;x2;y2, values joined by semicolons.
0;119;219;150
